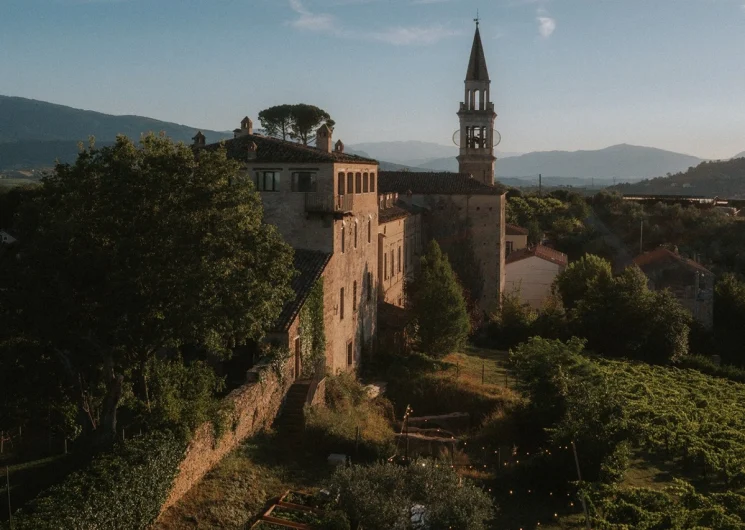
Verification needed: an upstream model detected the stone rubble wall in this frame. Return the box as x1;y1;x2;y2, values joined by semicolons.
158;360;293;515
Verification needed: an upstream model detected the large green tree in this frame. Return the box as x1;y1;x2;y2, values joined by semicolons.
257;104;334;146
713;274;745;366
554;253;613;310
408;240;470;357
1;134;295;443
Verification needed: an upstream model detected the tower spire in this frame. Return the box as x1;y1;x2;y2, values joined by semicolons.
466;21;489;82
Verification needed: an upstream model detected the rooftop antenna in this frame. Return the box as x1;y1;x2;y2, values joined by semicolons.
474;9;480;27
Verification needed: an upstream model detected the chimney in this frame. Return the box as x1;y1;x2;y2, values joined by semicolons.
192;131;206;147
316;124;332;153
240;116;253;135
247;141;258;161
334;139;344;153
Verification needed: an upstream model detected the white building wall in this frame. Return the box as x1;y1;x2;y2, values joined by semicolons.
505;256;562;310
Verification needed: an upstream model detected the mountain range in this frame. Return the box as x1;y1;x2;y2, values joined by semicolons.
0;95;741;183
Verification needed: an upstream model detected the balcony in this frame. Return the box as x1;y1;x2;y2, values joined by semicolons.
305;193;354;215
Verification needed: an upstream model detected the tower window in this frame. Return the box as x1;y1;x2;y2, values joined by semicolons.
367;271;372;301
347;172;354;194
338;172;345;195
340;287;345;320
347;340;353;366
353;281;357;311
363;172;369;193
354;221;358;248
367;220;371;243
341;224;345;253
370;173;376;192
355;172;362;193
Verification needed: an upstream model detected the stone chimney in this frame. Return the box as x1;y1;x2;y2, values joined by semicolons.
334;139;344;153
241;116;253;135
316;124;332;153
247;141;258;161
192;131;206;147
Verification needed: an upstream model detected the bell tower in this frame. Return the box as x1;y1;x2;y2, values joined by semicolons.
457;18;497;185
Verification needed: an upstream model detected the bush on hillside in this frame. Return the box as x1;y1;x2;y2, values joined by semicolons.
7;430;185;530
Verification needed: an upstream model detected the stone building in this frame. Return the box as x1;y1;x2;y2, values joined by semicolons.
378;171;506;315
377;192;424;308
505;245;568;309
201;121;379;374
633;247;714;328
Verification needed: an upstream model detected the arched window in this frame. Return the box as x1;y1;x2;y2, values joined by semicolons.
474;89;481;110
355;172;362;193
347;172;354;194
363;172;369;193
370;173;376;192
338;172;345;195
367;219;372;243
341;224;346;253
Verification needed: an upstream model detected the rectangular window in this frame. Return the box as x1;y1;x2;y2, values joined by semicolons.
398;246;402;273
367;271;372;301
347;172;354;195
291;172;317;192
367;220;371;243
363;173;369;193
355;172;362;193
370;173;376;193
338;172;345;195
341;225;345;253
255;171;280;191
384;255;388;279
353;281;357;311
340;287;345;320
347;341;353;366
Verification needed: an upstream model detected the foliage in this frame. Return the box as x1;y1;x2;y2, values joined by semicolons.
0;134;295;443
677;354;745;384
408;241;470;357
509;337;745;525
713;273;745;367
328;461;494;530
299;278;326;377
554;253;612;310
7;430;185;530
485;288;537;349
257;104;335;145
304;373;395;461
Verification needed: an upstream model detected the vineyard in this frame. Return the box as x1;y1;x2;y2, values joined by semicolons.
510;338;745;529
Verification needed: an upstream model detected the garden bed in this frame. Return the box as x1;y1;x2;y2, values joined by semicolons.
251;491;327;529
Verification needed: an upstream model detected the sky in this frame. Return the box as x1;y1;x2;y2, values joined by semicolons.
1;0;744;159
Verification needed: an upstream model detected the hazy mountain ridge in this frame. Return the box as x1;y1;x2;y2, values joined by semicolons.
610;157;745;198
733;151;745;160
0;96;230;169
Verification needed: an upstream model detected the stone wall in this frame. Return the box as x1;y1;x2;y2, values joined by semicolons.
158;359;293;515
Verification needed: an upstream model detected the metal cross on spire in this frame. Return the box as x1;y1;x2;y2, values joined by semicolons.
474;9;480;27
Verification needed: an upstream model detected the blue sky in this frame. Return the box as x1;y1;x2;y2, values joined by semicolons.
1;0;744;158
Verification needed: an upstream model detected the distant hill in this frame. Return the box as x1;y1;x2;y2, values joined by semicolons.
733;151;745;160
0;95;231;169
610;158;745;198
347;141;458;167
492;144;703;180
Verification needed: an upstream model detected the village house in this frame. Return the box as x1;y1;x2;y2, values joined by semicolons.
505;224;528;256
633;247;714;328
505;244;568;309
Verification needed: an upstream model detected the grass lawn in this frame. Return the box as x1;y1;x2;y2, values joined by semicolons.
155;431;333;530
443;346;511;389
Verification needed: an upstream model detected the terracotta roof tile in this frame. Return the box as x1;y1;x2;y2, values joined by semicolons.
379;171;505;196
273;249;331;332
202;134;378;165
506;223;529;236
506;244;568;267
379;200;425;224
633;247;712;275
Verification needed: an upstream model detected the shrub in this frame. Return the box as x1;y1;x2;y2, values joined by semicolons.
9;430;185;530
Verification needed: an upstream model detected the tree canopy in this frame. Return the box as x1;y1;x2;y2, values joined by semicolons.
0;134;295;443
408;240;470;357
257;104;335;145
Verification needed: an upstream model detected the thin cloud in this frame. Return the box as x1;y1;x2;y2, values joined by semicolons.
537;14;556;38
287;0;460;45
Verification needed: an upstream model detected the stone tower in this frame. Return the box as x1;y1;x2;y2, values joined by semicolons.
457;21;497;186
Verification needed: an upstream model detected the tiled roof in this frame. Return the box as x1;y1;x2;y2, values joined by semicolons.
633;247;712;275
201;133;378;165
379;200;425;224
506;223;529;236
273;249;331;332
506;244;568;267
379;171;505;196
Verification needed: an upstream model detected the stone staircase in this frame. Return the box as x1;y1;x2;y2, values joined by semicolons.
275;380;311;437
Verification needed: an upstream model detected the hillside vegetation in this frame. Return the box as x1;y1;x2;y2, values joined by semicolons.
612;157;745;198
